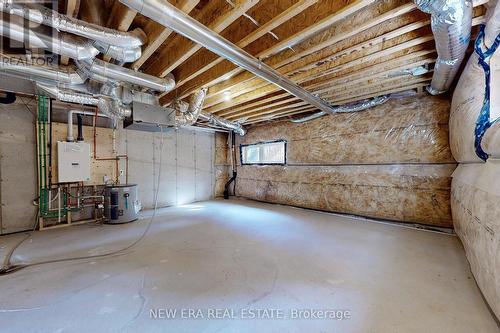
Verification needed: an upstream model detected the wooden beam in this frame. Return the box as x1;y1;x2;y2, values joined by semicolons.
232;74;433;121
131;0;200;70
226;68;435;120
247;82;430;124
215;49;436;118
203;35;435;115
106;1;137;32
146;0;261;78
162;0;485;107
172;0;318;88
160;0;382;104
204;18;431;109
203;3;418;101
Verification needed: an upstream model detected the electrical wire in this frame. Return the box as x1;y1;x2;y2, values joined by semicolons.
0;126;166;276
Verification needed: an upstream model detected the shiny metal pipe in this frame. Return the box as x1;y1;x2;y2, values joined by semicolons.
120;0;337;115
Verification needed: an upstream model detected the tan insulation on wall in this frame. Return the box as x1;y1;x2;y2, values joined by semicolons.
451;161;500;318
236;164;454;227
215;132;231;197
234;95;456;227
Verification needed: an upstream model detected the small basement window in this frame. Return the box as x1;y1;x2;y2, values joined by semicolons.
240;140;287;165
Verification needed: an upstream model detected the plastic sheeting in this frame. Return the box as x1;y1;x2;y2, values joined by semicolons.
236;164;455;227
234;95;456;227
451;161;500;318
450;25;500;162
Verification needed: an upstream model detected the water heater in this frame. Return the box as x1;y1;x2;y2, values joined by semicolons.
104;184;140;224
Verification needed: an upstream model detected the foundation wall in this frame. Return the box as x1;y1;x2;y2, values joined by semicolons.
234;95;456;227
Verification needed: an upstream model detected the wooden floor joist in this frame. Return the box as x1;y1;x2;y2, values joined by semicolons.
51;0;489;125
146;0;261;78
159;0;383;105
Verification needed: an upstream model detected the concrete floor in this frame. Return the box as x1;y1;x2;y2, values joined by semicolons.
0;199;498;333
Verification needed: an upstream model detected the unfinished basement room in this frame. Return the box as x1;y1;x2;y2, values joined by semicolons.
0;0;500;332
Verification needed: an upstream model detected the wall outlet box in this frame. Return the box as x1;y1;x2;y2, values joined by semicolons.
57;141;91;183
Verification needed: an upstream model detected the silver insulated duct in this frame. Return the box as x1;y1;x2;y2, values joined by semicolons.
0;59;84;85
414;0;473;95
119;0;338;115
0;1;147;48
198;112;246;136
174;88;207;126
291;95;390;123
0;13;99;59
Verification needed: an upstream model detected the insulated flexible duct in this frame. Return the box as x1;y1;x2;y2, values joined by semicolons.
174;88;207;126
414;0;473;95
0;13;99;59
290;95;391;123
198;112;246;136
36;83;131;118
0;1;147;48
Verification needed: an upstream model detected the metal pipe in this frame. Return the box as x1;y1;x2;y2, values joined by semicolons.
119;0;337;115
0;13;99;60
77;58;176;93
198;112;246;136
67;110;109;142
93;41;142;63
291;95;391;123
37;83;132;119
0;59;85;84
414;0;473;95
0;1;147;47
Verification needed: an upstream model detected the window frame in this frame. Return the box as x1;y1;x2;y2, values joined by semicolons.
239;139;287;166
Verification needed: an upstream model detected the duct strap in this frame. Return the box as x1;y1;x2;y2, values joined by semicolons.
474;25;500;161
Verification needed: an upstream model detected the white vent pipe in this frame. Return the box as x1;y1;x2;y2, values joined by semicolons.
67;110;108;142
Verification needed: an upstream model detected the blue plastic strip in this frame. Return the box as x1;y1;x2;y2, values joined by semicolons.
474;25;500;161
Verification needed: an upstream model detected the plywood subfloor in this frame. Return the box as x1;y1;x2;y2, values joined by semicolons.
0;199;497;332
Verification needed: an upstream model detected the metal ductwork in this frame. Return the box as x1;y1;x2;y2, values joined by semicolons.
36;83;99;105
174;88;207;126
0;59;84;85
77;58;176;93
119;0;338;115
291;95;391;123
414;0;473;95
290;90;418;123
0;14;99;60
36;83;131;119
0;1;147;48
93;41;142;63
198;112;246;136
